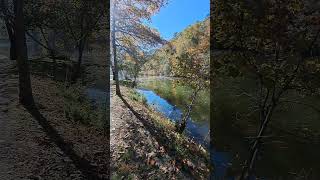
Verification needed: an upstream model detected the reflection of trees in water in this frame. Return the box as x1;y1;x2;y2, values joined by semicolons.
140;79;210;123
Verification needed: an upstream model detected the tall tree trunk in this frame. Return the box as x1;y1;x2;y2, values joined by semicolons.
50;51;57;80
41;29;57;79
1;0;16;60
14;0;35;107
5;21;17;60
111;63;116;80
9;33;16;60
71;10;86;83
71;38;85;82
240;104;275;180
77;38;85;75
131;63;139;88
176;88;199;133
48;30;57;79
111;2;121;96
132;76;137;88
104;6;110;135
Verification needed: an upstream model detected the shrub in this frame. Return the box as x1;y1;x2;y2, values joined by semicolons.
128;90;147;105
60;84;105;126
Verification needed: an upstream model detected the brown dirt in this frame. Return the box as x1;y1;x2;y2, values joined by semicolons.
30;76;110;179
1;55;209;179
0;58;82;179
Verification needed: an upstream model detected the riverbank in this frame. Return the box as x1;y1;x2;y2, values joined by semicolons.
111;85;210;179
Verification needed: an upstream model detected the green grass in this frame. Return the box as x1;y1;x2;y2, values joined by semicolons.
128;89;147;105
120;148;135;163
119;80;134;87
112;147;138;180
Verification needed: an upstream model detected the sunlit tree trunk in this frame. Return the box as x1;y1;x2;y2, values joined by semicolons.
111;2;121;96
176;88;199;133
131;62;139;88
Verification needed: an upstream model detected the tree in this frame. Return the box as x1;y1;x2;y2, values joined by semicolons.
23;0;107;82
147;19;210;133
14;0;35;107
213;0;320;178
61;0;106;81
120;48;150;87
0;0;17;60
143;47;173;76
111;0;167;95
174;21;210;133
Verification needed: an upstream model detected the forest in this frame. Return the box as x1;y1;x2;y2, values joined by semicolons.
109;0;211;179
0;0;319;180
0;0;110;179
211;0;320;179
143;18;210;78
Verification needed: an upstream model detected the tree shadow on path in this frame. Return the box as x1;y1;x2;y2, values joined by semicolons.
24;105;106;180
118;94;205;179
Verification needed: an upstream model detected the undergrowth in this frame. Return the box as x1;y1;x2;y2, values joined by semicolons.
126;86;210;166
128;89;147;105
59;84;105;127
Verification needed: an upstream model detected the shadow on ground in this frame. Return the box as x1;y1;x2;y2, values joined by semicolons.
25;105;107;180
118;94;204;179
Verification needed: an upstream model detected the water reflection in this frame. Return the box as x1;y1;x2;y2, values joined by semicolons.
138;78;320;179
138;79;210;123
137;88;210;147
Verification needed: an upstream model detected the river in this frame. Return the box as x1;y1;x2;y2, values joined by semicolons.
137;78;210;146
136;78;320;179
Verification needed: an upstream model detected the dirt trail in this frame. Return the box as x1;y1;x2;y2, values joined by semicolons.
0;57;17;179
0;57;81;179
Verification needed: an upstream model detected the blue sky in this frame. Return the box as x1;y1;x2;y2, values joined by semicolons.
148;0;210;40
